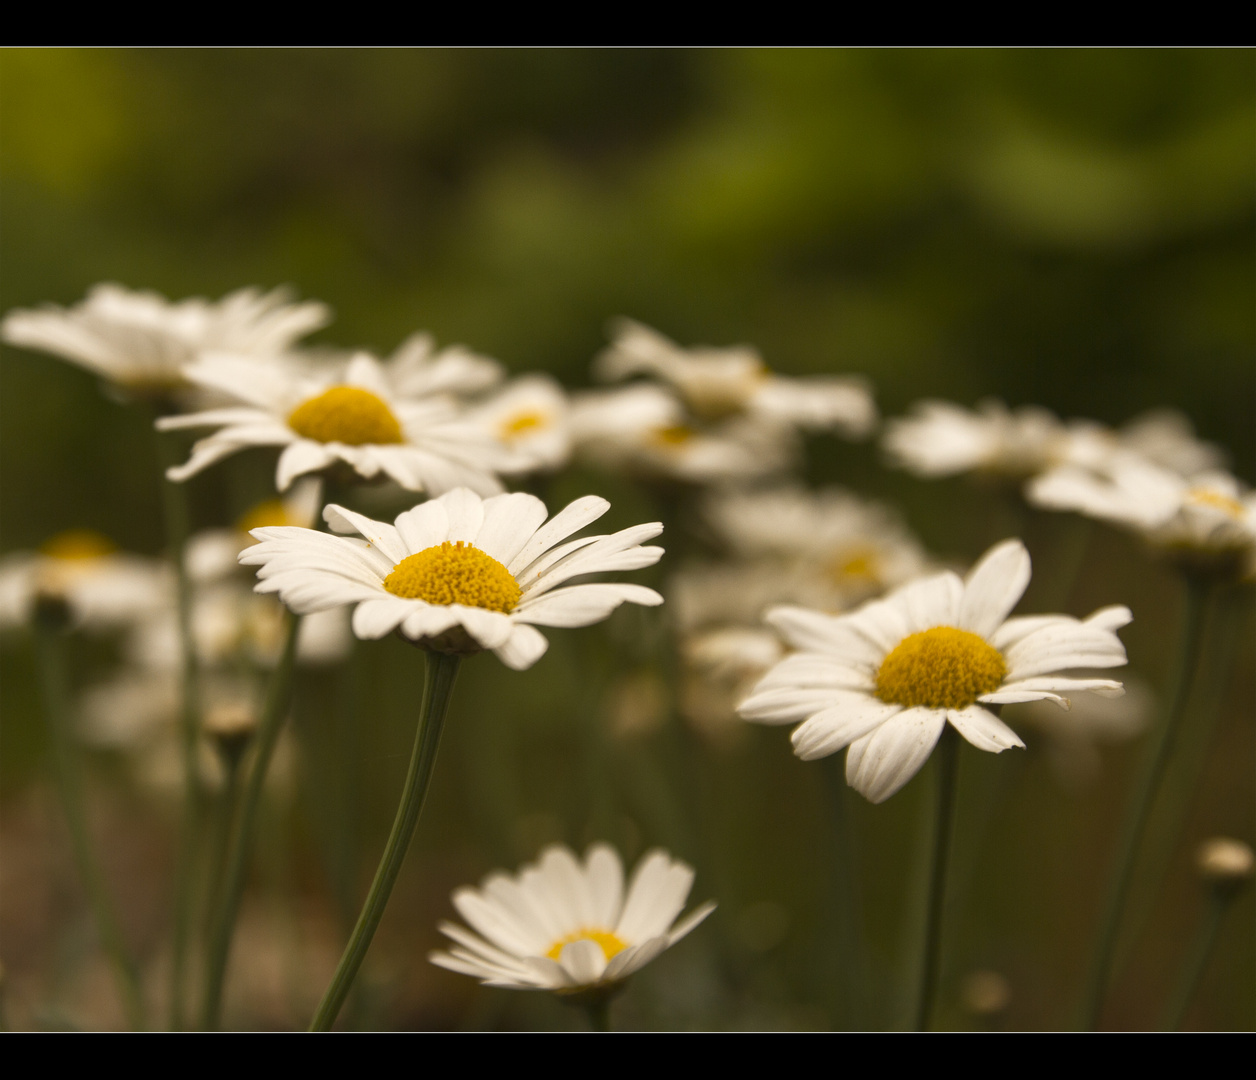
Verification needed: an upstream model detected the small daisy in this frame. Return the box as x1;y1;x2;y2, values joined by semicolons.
738;539;1130;803
239;487;664;670
469;374;572;476
157;351;507;495
1;283;329;395
570;384;794;484
1028;463;1256;578
0;530;170;632
429;843;715;993
595;319;876;437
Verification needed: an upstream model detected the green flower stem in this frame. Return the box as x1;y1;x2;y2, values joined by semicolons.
586;995;612;1032
33;620;146;1030
309;650;461;1032
1162;888;1231;1030
155;426;203;1031
199;610;302;1031
1078;578;1211;1030
915;725;960;1032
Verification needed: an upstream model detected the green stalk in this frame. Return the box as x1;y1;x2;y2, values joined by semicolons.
33;617;146;1030
586;995;612;1032
915;726;960;1032
1162;889;1229;1031
199;610;302;1030
155;426;203;1031
309;650;461;1031
1078;578;1211;1030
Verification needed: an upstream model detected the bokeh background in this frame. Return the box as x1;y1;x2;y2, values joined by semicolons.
1;49;1252;1030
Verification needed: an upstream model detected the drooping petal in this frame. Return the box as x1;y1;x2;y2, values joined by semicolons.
946;705;1026;753
351;597;414;639
557;938;608;986
492;624;549;670
845;706;947;804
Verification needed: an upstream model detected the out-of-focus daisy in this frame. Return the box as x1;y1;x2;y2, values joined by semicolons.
385;332;504;400
469;375;572;476
429;843;714;993
1113;410;1227;477
704;485;932;608
738;539;1130;803
595;319;876;437
1028;464;1256;579
570;385;794;484
240;487;664;670
1;284;329;396
883;399;1070;481
0;530;169;632
157;351;506;495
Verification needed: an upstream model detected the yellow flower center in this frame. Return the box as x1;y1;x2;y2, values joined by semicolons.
287;386;403;446
499;410;548;441
39;529;116;561
1186;489;1245;519
875;626;1007;711
829;546;880;585
236;499;295;534
545;928;628;963
652;424;695;447
382;541;521;613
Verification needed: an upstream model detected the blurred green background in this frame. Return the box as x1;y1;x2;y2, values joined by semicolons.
0;49;1252;1031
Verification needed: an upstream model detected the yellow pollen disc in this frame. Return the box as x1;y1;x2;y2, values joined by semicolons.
652;424;695;447
545;928;628;963
39;529;115;561
236;499;294;533
1186;489;1245;519
499;410;548;440
830;547;880;585
875;626;1007;711
287;386;403;446
382;541;521;613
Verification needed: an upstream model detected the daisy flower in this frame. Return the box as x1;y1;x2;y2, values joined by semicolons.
570;384;794;484
239;487;664;670
738;539;1130;803
0;530;170;632
595;319;876;437
468;374;573;476
385;331;505;399
1;283;329;395
157;351;507;495
429;843;715;993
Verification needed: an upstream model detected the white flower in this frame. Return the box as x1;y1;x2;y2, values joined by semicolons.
1;284;329;393
738;539;1130;803
239;487;665;670
595;319;876;437
704;485;932;607
570;384;794;484
429;843;715;992
1116;409;1227;477
883;399;1070;480
156;351;507;495
1028;463;1256;577
385;331;505;399
0;530;170;632
469;374;572;476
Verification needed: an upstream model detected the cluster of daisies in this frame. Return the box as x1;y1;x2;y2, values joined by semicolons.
3;280;1251;1019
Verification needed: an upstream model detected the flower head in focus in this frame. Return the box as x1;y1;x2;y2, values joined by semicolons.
429;843;714;993
1;284;329;397
157;351;507;495
738;539;1130;803
240;487;664;670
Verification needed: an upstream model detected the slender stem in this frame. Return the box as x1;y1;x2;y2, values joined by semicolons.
199;610;302;1031
155;425;203;1031
309;650;461;1031
1078;578;1211;1030
915;726;960;1032
586;995;612;1032
34;620;146;1030
1162;889;1229;1031
825;759;866;1030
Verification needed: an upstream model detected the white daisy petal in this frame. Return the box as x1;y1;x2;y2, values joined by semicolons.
959;539;1031;637
790;699;903;760
393;499;450;554
897;572;964;634
474;493;550;565
616;853;694;942
321;505;409;565
947;705;1026;752
845;707;947;804
605;937;669;980
764;607;882;667
585;844;625;928
492;624;550;670
513;583;663;628
441;487;485;543
558;939;608;984
507;496;611;575
351;597;414;639
739;686;867;725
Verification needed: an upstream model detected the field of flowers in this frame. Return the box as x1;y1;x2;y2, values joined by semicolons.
0;50;1251;1031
